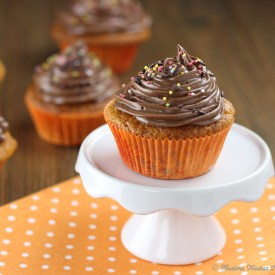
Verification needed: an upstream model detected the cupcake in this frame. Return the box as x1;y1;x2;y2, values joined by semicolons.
51;0;152;74
104;45;235;179
0;116;17;170
25;41;120;146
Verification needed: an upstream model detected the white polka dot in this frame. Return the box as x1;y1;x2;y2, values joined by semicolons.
270;206;275;212
216;260;224;263
3;239;10;245
232;219;240;224
67;234;75;239
273;216;275;221
237;255;245;259
108;269;115;273
73;178;81;184
10;204;18;209
71;200;79;206
256;236;263;241
51;198;59;204
86;256;94;261
110;215;118;221
236;248;244;253
8;215;15;221
72;188;80;194
70;211;78;216
45;243;53;248
21;252;29;258
130;259;137;263
32;195;40;201
48;219;56;225
250;207;258;213
88;235;96;240
52;187;60;192
261;257;268;261
28;218;36;223
24;242;31;247
90;214;97;219
254;227;262;232
26;230;34;236
43;254;51;259
63;266;71;270
41;265;49;270
233;229;241;234
0;262;5;267
108;257;116;262
196;272;203;275
174;272;182;275
217;270;224;273
130;270;137;274
68;222;76;227
108;246;116;251
252;217;260;223
234;239;243;244
66;245;74;250
259;251;267;255
267;183;274;189
89;224;97;229
5;227;13;233
268;194;275;200
109;236;117;241
239;263;247;267
30;205;38;211
151;272;159;275
50;208;58;213
65;255;72;260
110;226;117;231
46;232;55;237
230;208;238;214
110;205;118;210
241;272;248;275
257;243;264;248
91;203;98;209
19;263;27;268
0;251;8;256
87;246;95;250
86;267;93;271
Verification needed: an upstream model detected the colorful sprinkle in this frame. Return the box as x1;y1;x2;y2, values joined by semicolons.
201;89;205;93
181;72;185;75
42;63;49;70
169;90;173;95
163;97;167;101
158;66;163;72
122;84;126;88
119;93;126;98
152;73;156;77
165;103;170;107
144;65;149;70
153;67;157;71
197;70;202;74
71;71;80;77
131;77;135;81
187;86;191;91
182;53;186;58
177;83;181;87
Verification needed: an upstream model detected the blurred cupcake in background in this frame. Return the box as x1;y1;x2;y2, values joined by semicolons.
51;0;152;74
25;41;120;146
0;116;17;170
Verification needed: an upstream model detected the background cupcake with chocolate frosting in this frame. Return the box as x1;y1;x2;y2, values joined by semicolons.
51;0;152;74
25;41;119;146
104;44;235;179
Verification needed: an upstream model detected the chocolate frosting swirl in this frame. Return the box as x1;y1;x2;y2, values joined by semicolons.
34;42;119;105
59;0;152;35
0;116;9;143
115;45;224;127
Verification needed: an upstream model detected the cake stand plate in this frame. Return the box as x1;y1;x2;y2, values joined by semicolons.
76;124;274;265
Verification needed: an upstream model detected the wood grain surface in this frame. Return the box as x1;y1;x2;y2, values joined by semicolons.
0;0;274;205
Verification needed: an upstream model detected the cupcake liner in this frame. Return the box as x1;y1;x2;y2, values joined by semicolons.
60;42;138;74
25;95;105;146
0;132;17;166
106;120;233;179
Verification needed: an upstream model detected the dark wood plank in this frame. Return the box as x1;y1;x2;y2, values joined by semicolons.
0;0;274;205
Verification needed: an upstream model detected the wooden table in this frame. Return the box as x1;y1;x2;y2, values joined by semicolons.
0;0;274;205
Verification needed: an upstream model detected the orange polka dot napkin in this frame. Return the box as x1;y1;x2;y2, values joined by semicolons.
0;177;275;275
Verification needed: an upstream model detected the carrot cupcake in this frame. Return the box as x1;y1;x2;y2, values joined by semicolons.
25;41;119;146
0;116;17;170
104;44;235;179
51;0;152;74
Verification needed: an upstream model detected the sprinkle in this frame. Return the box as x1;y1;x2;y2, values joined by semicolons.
152;73;156;77
52;75;59;83
187;86;191;91
131;77;135;81
201;88;205;93
197;70;202;74
71;71;80;77
189;61;194;66
158;66;163;72
177;83;181;87
122;84;126;88
178;51;183;55
93;59;100;66
169;90;173;95
141;75;145;78
197;65;202;69
188;92;195;96
42;63;49;70
162;97;167;101
169;66;172;70
165;103;170;107
144;65;148;70
181;72;185;75
155;64;159;68
153;67;157;71
119;93;126;98
182;53;186;58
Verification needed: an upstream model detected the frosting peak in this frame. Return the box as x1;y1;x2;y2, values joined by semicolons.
115;45;224;127
59;0;152;35
34;41;119;105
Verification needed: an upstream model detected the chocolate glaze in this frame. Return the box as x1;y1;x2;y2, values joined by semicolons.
115;45;224;127
0;116;9;143
59;0;152;35
34;41;119;105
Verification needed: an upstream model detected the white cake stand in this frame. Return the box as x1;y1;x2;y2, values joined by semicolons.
75;124;274;265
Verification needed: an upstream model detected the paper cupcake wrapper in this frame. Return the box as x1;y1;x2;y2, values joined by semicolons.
106;121;233;179
25;96;105;146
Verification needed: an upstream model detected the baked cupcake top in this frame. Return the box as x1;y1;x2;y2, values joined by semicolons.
34;41;119;105
0;116;9;143
58;0;152;35
115;45;224;127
